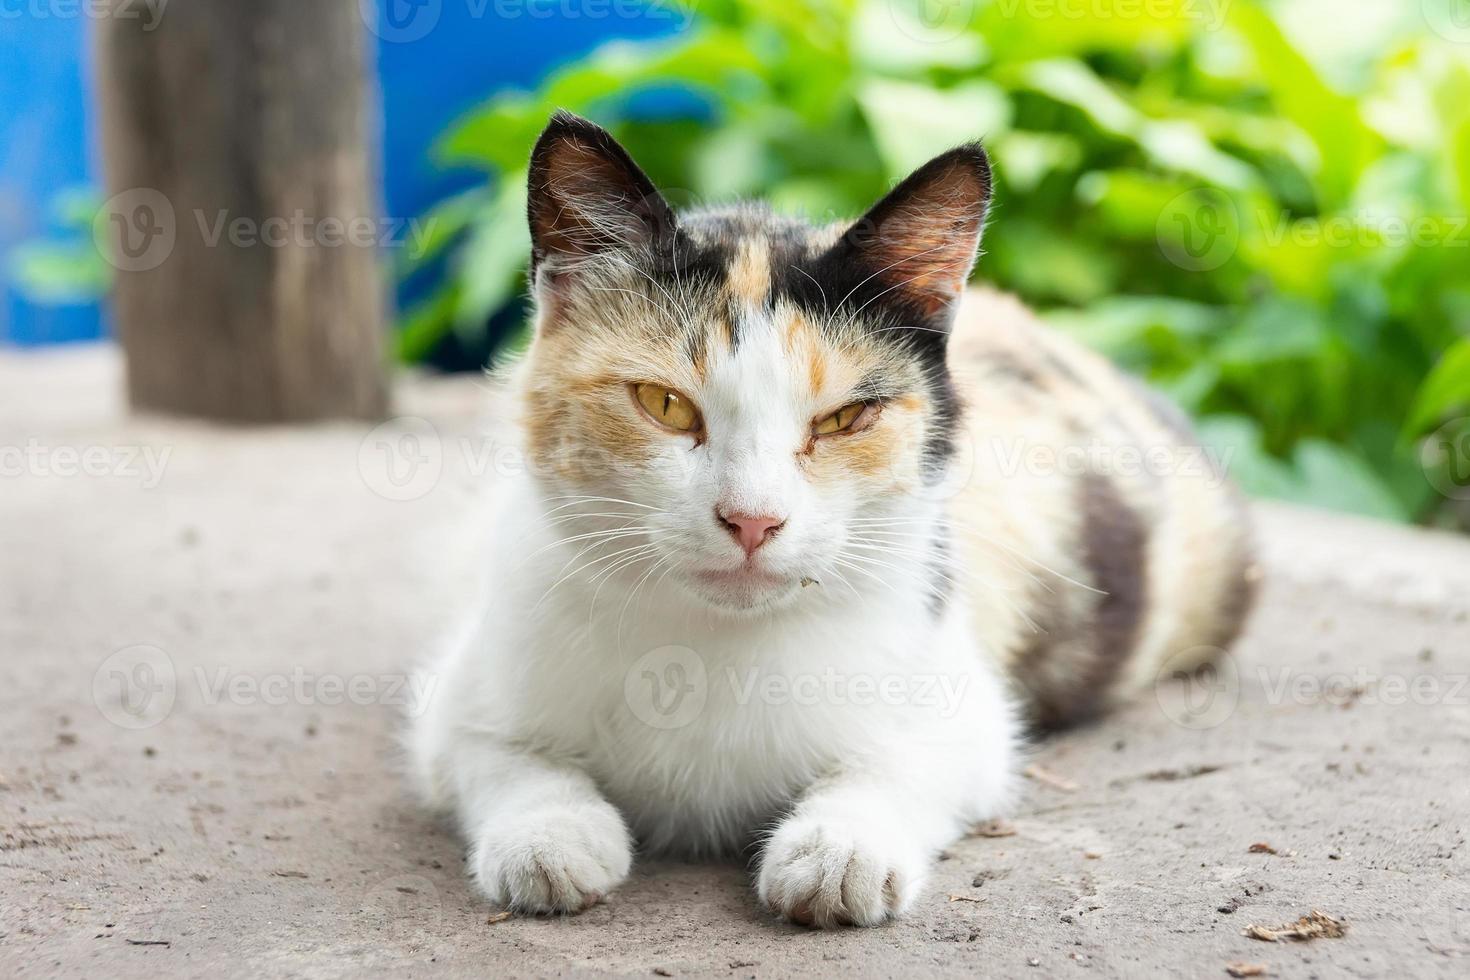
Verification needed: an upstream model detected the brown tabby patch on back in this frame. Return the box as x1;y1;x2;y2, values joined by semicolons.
949;288;1257;728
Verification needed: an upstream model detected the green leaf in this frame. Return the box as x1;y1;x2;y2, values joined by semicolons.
1017;59;1254;187
437;94;551;173
856;78;1011;178
1214;297;1329;367
975;0;1199;63
1197;416;1408;521
985;218;1119;306
396;187;490;278
1292;439;1409;522
7;242;111;304
851;0;985;74
1405;338;1470;437
53;187;103;230
395;283;461;364
1226;1;1376;208
1137;121;1255;190
1076;169;1200;241
1043;296;1223;359
450;173;531;343
691;123;771;200
437;30;760;171
1016;59;1139;137
1195;415;1302;501
993;132;1082;194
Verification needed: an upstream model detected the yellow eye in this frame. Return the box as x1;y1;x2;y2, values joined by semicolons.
814;401;874;436
633;383;702;433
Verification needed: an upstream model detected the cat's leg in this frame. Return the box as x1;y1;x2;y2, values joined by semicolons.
448;737;633;913
756;661;1017;927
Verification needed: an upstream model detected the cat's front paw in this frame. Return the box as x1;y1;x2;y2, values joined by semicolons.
468;801;632;914
757;816;927;927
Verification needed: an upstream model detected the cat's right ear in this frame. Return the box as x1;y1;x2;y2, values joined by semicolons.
526;111;677;284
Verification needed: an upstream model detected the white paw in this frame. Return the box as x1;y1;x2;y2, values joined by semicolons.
757;816;927;927
468;801;633;914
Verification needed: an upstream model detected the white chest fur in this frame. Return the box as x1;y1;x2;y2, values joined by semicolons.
413;482;1016;856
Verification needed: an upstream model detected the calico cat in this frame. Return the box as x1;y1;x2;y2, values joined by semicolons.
409;111;1255;927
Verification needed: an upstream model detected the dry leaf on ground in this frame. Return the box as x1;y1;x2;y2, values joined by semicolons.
1243;910;1347;942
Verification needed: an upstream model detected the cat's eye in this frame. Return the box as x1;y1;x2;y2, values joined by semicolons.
632;383;702;433
813;401;877;436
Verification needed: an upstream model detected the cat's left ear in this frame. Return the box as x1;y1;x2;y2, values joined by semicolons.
526;110;678;282
825;144;992;321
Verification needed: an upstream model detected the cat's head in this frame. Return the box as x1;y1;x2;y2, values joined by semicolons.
517;111;990;613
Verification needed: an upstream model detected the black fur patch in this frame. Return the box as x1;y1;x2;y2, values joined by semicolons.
1014;472;1149;730
773;263;963;483
1080;472;1148;688
983;354;1043;387
925;526;954;618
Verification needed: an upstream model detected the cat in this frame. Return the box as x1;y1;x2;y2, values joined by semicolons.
408;110;1256;927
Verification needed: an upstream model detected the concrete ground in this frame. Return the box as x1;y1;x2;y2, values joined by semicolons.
2;345;1468;979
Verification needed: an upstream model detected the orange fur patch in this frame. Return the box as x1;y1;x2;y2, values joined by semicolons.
521;298;698;483
727;238;771;308
808;347;827;396
778;309;829;397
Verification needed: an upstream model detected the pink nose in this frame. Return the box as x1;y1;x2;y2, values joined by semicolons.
717;508;786;557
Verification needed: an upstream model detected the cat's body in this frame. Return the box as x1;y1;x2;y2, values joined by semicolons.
946;288;1256;726
410;113;1255;926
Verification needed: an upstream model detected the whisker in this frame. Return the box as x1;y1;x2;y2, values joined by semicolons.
541;495;666;513
833;241;952;312
534;541;661;613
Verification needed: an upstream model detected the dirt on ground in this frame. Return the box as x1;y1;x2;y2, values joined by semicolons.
2;347;1468;979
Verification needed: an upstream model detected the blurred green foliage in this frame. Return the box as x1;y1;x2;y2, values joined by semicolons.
8;189;110;305
407;0;1470;523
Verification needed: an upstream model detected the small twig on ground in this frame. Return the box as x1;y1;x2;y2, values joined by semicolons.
1248;842;1278;855
1225;963;1268;977
126;939;171;947
1143;764;1222;782
1023;764;1078;793
486;910;514;924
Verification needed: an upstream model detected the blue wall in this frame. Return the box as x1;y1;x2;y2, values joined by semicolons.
0;1;676;347
0;14;99;345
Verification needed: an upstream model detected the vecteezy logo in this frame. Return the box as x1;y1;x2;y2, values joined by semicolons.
93;188;176;273
1157;188;1240;272
360;0;442;43
1154;647;1239;730
891;0;978;43
358;416;443;501
93;645;177;730
624;646;708;730
1423;0;1470;44
1422;418;1470;501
